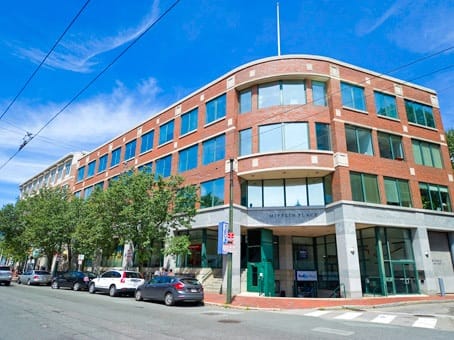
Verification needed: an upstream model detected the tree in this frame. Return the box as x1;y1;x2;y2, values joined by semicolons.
96;170;198;272
20;187;74;270
0;202;29;263
447;128;454;168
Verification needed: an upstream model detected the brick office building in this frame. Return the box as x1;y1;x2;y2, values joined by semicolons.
73;55;454;298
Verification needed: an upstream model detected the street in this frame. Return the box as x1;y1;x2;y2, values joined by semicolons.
1;284;454;339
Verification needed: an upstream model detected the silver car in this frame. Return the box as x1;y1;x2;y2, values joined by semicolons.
0;266;12;286
18;270;52;286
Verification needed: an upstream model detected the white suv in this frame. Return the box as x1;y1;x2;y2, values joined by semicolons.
88;270;144;297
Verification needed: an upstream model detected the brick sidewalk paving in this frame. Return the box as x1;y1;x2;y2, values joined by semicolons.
204;292;454;310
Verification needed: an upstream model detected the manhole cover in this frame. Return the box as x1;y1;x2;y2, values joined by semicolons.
218;319;241;324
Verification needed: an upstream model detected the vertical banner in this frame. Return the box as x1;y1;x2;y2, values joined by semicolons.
217;221;228;254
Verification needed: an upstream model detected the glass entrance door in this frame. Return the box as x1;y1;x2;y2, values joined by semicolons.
391;262;418;294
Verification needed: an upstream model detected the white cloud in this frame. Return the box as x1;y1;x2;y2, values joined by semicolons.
356;1;410;36
15;1;160;73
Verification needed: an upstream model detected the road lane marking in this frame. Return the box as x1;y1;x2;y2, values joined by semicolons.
412;317;437;328
312;327;354;336
304;310;331;317
334;311;362;320
371;314;396;324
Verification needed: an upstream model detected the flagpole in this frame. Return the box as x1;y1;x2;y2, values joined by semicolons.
276;2;281;56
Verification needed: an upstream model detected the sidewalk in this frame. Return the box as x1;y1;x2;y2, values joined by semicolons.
204;292;454;310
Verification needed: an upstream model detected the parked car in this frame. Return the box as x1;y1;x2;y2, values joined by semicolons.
51;271;96;291
0;266;12;286
88;270;144;297
135;276;204;306
17;270;52;285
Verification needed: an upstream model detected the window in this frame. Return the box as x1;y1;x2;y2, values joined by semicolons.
341;82;366;111
350;172;380;203
155;155;172;178
84;186;93;199
263;179;284;207
316;123;331;151
378;132;404;160
239;128;252;156
64;161;71;176
87;160;96;178
259;122;309;153
98;154;108;173
405;100;435;128
202;134;225;165
110;147;121;167
206;94;226;124
140;130;154;153
77;166;85;182
419;183;451;212
200;178;224;208
345;125;373;155
138;162;153;173
258;80;306;109
57;165;64;181
94;182;104;191
374;91;398;119
384;177;412;207
74;191;81;198
239;89;252;113
178;145;198;172
312;81;327;106
124;139;136;160
412;139;443;168
159;120;174;145
180;108;198;135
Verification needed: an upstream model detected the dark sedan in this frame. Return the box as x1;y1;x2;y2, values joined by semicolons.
135;276;204;306
51;271;96;291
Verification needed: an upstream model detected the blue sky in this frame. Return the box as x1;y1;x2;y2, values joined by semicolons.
0;0;453;207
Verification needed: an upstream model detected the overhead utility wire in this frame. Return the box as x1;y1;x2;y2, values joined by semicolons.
0;0;181;172
0;0;91;122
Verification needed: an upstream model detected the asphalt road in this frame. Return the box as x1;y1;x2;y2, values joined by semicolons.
1;283;453;339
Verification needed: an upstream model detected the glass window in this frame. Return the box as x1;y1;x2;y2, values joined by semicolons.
247;180;262;208
159;120;174;145
341;82;366;111
312;81;327;106
87;160;96;178
308;178;324;205
263;179;284;207
384;177;412;207
239;89;252;113
206;94;226;124
178;145;198;173
258;82;280;109
378;132;404;160
200;178;225;208
350;172;380;203
345;125;373;155
110;147;121;167
259;122;309;153
140;130;154;153
155;155;172;178
239;128;252;156
286;179;307;206
405;100;435;128
282;81;306;105
374;91;398;119
98;154;108;173
412;139;443;168
419;182;451;212
316;123;331;151
180;108;198;135
64;161;71;176
258;81;306;109
77;166;85;182
84;186;93;199
124;140;136;160
138;162;153;173
202;134;225;165
57;165;64;180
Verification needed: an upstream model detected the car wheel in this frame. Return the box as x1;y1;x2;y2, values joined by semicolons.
135;290;143;301
73;282;81;291
27;279;31;286
109;285;117;297
51;281;59;289
88;283;96;294
164;292;175;306
17;279;21;284
5;281;11;286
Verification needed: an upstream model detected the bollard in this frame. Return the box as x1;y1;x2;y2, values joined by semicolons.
438;277;446;296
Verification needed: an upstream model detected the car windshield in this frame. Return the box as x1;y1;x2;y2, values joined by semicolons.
35;271;50;275
180;278;201;285
0;266;10;271
124;272;142;278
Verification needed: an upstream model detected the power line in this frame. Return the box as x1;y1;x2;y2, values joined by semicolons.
0;0;181;172
0;0;91;121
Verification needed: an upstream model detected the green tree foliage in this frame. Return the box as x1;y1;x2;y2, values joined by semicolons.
0;202;29;262
163;235;191;258
447;129;454;168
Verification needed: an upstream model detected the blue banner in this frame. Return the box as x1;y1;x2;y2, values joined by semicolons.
217;221;228;254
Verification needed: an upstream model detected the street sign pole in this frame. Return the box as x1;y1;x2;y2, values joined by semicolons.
226;159;234;304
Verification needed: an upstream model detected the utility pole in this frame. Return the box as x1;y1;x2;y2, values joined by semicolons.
226;158;234;304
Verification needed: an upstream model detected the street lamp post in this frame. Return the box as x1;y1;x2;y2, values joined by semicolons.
226;159;234;304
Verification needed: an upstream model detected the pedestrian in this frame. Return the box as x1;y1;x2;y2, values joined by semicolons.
161;267;168;276
168;268;175;276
